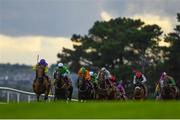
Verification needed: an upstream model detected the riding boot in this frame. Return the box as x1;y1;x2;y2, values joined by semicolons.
45;75;51;87
89;81;94;89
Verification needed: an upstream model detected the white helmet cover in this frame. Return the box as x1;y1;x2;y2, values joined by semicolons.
58;63;64;67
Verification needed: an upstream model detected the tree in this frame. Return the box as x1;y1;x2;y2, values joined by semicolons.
57;34;88;72
165;13;180;87
57;17;167;97
58;17;164;73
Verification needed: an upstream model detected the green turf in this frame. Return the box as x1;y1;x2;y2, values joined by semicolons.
0;100;180;119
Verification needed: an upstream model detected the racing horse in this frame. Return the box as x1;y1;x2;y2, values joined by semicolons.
77;76;94;101
95;71;117;100
54;71;73;100
33;65;51;101
160;77;179;100
133;81;146;100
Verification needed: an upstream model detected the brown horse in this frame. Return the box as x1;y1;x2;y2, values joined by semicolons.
133;81;147;100
95;72;108;100
161;86;179;100
77;76;94;101
133;85;145;100
33;65;51;101
160;78;179;100
96;71;117;100
54;71;73;100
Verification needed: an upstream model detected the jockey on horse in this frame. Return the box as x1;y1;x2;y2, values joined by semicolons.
78;67;92;89
53;63;73;100
155;72;178;99
117;80;127;100
97;67;113;86
133;71;148;99
77;67;93;100
97;67;117;99
32;59;51;100
89;71;98;89
33;59;49;80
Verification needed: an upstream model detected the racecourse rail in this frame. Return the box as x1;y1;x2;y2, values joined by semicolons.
0;86;78;103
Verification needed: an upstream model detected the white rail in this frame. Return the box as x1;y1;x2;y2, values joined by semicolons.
0;86;53;103
0;86;78;103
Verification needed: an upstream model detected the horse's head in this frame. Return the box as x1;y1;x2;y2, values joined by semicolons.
97;71;107;89
99;71;105;81
78;75;89;92
54;71;61;80
134;85;144;99
36;66;45;78
135;86;141;92
54;72;67;89
78;76;85;86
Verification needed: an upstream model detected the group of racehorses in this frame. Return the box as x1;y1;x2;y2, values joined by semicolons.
32;66;179;101
77;71;128;101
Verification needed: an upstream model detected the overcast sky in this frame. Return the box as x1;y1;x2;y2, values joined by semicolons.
0;0;179;65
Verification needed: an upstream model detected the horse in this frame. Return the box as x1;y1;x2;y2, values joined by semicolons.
95;72;108;100
54;71;73;101
160;79;179;100
33;65;51;101
133;82;146;100
77;76;94;101
95;72;117;100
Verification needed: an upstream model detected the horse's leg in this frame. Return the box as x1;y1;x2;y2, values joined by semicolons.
37;94;40;101
78;91;82;101
68;86;73;100
91;89;95;99
44;78;50;100
33;80;41;101
54;95;56;101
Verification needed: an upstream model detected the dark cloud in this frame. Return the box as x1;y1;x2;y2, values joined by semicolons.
0;0;101;37
0;0;179;37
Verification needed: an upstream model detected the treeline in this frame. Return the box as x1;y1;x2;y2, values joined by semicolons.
57;14;180;97
0;64;34;91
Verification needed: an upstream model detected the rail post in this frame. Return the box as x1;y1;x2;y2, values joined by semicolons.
17;93;20;103
7;91;10;103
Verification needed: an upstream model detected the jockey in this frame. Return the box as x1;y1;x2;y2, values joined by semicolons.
159;72;176;88
33;59;49;78
117;80;127;99
155;72;176;99
54;63;70;78
110;75;117;86
53;62;72;85
90;71;98;88
97;67;111;80
78;67;92;88
159;72;167;89
97;67;113;85
78;67;90;81
133;71;148;97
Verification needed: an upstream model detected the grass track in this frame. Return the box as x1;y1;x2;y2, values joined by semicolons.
0;100;180;119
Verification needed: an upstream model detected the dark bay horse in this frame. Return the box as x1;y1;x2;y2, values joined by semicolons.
77;76;94;101
54;71;73;101
33;66;51;101
160;77;179;100
96;72;117;100
133;81;146;100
